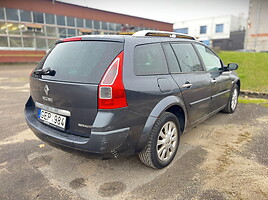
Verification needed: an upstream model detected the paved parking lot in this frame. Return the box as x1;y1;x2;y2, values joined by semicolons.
0;64;268;200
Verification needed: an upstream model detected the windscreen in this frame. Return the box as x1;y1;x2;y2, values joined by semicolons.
40;41;123;84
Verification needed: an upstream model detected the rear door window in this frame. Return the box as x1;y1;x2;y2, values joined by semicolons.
171;43;203;73
39;41;123;84
134;43;168;75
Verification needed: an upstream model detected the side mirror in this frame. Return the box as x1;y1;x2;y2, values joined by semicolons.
227;63;238;70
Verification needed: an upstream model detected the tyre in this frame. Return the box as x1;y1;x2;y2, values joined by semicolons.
139;112;180;169
222;84;239;113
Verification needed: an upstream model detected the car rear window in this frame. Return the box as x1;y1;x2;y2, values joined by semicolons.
39;41;123;84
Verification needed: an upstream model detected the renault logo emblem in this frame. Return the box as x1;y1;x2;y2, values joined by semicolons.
44;85;49;96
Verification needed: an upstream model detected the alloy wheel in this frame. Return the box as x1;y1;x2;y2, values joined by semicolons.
157;121;178;162
231;88;238;110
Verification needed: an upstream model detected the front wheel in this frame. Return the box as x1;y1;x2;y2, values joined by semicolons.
222;84;239;113
139;112;180;169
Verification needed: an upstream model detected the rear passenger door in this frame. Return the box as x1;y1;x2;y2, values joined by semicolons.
194;44;232;113
163;43;211;125
126;43;178;116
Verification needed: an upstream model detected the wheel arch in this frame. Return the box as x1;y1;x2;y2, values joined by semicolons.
136;95;187;152
236;79;241;92
166;105;185;134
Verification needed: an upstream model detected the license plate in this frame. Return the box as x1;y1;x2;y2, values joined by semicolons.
38;109;66;129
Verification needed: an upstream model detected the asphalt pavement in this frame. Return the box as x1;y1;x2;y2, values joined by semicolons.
0;64;267;200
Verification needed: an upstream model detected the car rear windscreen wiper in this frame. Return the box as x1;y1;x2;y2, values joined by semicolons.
34;67;56;76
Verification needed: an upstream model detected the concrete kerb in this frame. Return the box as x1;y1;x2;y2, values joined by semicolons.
240;90;268;99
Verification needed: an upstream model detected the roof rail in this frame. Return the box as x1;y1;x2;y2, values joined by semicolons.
133;30;195;40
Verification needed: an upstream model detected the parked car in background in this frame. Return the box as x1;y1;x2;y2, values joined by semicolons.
25;30;240;168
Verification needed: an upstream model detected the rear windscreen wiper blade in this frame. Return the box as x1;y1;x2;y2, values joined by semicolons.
34;67;56;76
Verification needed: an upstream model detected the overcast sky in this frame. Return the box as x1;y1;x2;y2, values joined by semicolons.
58;0;250;23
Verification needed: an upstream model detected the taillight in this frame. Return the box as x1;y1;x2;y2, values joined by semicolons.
98;51;128;109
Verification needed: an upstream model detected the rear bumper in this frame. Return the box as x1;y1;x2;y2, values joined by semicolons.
25;106;131;159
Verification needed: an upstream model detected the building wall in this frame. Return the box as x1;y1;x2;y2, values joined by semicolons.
0;0;172;63
0;0;172;31
213;31;245;50
174;15;246;42
230;15;246;32
244;0;268;52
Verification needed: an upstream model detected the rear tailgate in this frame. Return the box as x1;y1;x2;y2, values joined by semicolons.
30;39;124;137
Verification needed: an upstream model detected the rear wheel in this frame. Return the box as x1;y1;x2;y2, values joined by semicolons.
222;85;239;113
139;112;180;169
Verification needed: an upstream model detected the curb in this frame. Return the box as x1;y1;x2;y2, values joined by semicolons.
240;90;268;100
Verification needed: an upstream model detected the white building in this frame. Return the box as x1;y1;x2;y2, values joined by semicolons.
174;15;247;48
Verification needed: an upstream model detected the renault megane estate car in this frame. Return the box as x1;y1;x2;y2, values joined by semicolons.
25;30;240;168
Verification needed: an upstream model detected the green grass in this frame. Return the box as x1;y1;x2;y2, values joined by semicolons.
238;97;268;107
218;51;268;92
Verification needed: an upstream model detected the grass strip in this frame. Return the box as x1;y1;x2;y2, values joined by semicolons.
219;51;268;92
238;97;268;107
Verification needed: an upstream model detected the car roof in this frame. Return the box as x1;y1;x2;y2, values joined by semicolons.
62;30;196;44
79;34;196;44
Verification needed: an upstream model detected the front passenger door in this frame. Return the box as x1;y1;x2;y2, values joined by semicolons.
163;43;211;125
194;44;232;113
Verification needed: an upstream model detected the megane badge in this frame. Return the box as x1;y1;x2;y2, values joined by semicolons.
44;85;49;96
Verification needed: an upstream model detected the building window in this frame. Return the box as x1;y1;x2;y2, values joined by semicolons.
200;25;207;34
115;23;121;31
19;10;32;22
58;28;67;38
0;8;5;20
6;8;19;21
85;19;92;29
56;15;65;26
7;23;22;36
22;37;34;48
9;37;22;47
33;12;44;23
36;38;47;49
66;16;75;27
174;28;188;34
215;24;224;33
36;38;46;49
0;36;8;47
67;28;76;37
0;22;7;35
45;26;57;37
93;21;100;29
76;18;84;28
45;13;55;24
109;23;115;31
101;21;108;30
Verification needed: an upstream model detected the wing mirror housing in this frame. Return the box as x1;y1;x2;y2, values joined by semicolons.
227;63;238;71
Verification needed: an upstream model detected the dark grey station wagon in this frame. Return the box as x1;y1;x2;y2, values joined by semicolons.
25;31;240;168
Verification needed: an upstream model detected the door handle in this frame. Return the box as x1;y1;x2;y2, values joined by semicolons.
182;83;193;88
211;79;217;84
